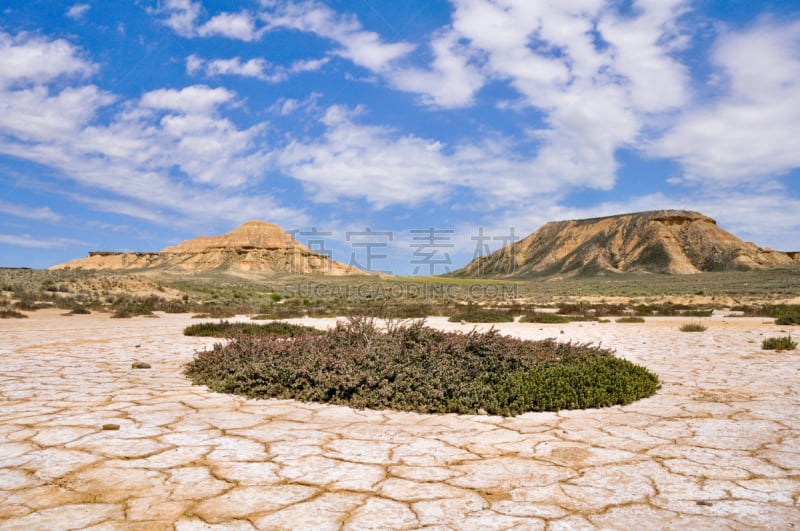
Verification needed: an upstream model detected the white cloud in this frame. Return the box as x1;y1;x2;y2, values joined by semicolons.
0;234;85;249
651;18;800;185
275;105;617;208
598;0;690;112
261;1;415;72
387;30;484;108
186;55;329;83
198;11;262;41
0;85;115;143
66;4;91;20
0;31;95;88
0;201;61;222
150;0;202;37
0;33;306;232
139;85;234;114
152;2;265;41
278;106;451;207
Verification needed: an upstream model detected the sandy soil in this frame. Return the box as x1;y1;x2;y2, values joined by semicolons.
1;309;798;529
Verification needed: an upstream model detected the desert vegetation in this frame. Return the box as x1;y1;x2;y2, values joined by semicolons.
617;316;646;323
183;320;322;338
447;304;515;323
679;323;707;332
184;317;659;416
1;268;798;322
520;312;572;324
761;336;797;351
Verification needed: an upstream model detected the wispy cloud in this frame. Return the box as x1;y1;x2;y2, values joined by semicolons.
66;3;91;21
651;18;800;186
186;54;328;82
0;233;86;249
0;201;61;222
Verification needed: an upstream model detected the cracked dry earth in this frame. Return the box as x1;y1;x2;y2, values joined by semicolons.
1;310;799;530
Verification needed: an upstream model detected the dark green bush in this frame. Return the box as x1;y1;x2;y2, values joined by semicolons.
184;320;323;338
617;316;646;323
520;312;571;324
0;309;28;319
448;306;514;323
679;323;707;332
761;336;797;351
184;318;659;416
776;315;800;326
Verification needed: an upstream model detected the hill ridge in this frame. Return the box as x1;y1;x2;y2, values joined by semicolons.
453;209;799;277
51;220;363;276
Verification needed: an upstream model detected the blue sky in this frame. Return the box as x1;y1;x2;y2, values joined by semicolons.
1;0;798;275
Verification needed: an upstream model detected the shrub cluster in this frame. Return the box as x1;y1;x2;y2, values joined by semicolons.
184;318;660;416
634;303;712;317
447;305;515;323
761;336;797;351
679;323;707;332
616;316;646;323
0;309;28;319
520;312;571;324
184;320;323;338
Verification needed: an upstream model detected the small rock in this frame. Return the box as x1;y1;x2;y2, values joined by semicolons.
696;500;713;507
134;344;141;348
102;424;120;431
131;361;151;369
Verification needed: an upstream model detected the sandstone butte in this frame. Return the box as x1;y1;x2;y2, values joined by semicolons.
454;210;800;277
51;220;362;276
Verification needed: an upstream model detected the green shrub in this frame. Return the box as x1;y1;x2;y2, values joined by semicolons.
0;309;28;319
616;316;645;323
761;336;797;351
520;312;571;324
776;315;800;326
679;323;707;332
448;307;514;323
184;318;660;416
184;320;323;338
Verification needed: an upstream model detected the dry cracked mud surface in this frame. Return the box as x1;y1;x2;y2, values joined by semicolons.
1;310;799;530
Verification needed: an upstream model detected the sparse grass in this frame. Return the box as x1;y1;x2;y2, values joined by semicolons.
679;323;707;332
184;317;660;416
183;320;323;338
761;336;797;351
617;316;646;323
0;309;28;319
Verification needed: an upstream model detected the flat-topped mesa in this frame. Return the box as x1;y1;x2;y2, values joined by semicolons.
452;209;800;278
160;221;300;253
51;220;364;276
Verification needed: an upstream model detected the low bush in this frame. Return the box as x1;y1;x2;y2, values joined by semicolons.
184;318;660;416
520;312;571;324
761;336;797;351
0;309;28;319
616;316;645;323
679;323;707;332
448;307;515;323
776;315;800;326
184;320;323;338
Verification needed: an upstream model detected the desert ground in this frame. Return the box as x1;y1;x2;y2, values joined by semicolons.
1;309;799;530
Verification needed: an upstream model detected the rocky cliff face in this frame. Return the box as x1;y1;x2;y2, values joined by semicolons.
51;221;361;275
454;210;800;277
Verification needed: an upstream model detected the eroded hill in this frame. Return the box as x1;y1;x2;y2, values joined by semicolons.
454;210;800;277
